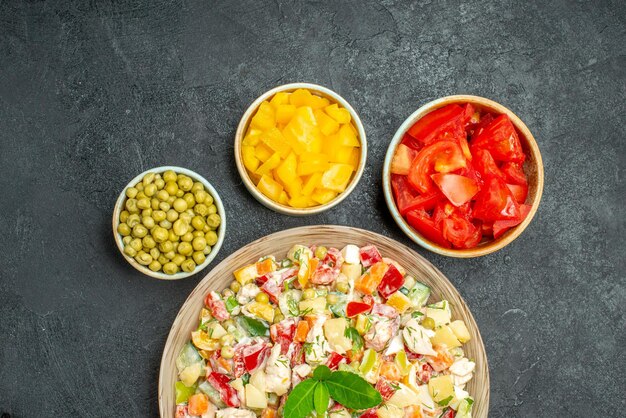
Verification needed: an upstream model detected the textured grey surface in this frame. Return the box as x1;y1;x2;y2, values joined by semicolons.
1;0;625;417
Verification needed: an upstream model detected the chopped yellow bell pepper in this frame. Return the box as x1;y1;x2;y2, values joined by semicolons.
278;190;289;205
255;152;281;176
320;163;353;192
257;174;283;201
275;104;296;125
250;102;275;131
254;143;274;162
325;103;351;124
242;128;263;146
270;92;290;107
314;109;340;136
311;188;338;204
260;128;291;158
289;195;315;208
242;145;260;172
234;263;257;285
289;89;313;107
302;172;322;196
297;160;330;177
247;301;275;322
328;145;355;164
338;124;360;147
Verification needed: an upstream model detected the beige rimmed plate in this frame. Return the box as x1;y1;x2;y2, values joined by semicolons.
158;226;489;417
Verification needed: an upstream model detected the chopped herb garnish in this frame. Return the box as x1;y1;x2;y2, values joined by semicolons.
287;298;300;317
344;327;364;351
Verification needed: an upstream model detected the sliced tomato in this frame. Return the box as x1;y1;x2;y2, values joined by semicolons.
401;190;443;215
326;352;348;370
493;204;532;239
390;174;419;214
359;245;383;268
473;177;521;222
507;183;528;203
473;148;506;181
405;210;451;248
481;221;494;237
346;301;372;317
207;372;240;407
416;362;434;384
359;409;378;418
471;114;525;163
407;141;466;194
468;112;494;137
501;162;528;185
442;214;482;249
204;291;230;321
390;144;417;175
375;377;397;401
400;132;423;151
270;318;297;354
377;264;404;298
440;409;456;418
406;103;474;145
431;173;480;207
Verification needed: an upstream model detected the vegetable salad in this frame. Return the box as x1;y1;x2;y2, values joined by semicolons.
175;244;476;418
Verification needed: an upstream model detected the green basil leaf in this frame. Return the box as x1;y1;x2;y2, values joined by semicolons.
237;316;269;337
284;379;317;418
313;365;331;381
326;371;382;410
314;382;330;416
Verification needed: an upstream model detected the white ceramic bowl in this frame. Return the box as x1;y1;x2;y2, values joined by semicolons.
234;82;367;216
112;166;226;280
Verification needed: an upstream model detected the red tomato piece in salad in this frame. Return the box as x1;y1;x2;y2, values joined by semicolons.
270;318;297;355
407;141;467;194
377;263;404;298
359;409;379;418
431;173;480;207
471;114;525;163
207;372;240;407
346;301;372;318
359;245;382;268
204;291;230;321
416;362;434;384
441;409;456;418
326;352;348;370
406;103;474;146
472;177;521;222
375;377;398;401
241;343;270;372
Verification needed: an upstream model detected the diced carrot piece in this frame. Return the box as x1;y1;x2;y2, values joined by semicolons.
379;361;402;382
355;262;388;295
294;320;310;343
262;407;277;418
304;314;320;329
404;405;424;418
256;258;275;276
188;393;209;415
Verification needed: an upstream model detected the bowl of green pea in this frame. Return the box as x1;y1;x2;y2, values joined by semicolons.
112;166;226;280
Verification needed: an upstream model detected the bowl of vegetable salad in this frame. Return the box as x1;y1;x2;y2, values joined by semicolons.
159;226;489;418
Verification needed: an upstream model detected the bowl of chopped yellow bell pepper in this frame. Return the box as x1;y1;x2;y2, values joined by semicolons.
235;83;367;216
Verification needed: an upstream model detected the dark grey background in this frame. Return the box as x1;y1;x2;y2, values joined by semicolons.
1;0;624;417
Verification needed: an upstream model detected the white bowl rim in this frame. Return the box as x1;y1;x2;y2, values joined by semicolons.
382;94;544;258
234;82;368;216
112;165;226;280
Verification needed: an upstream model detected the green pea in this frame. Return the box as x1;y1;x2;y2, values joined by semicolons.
149;247;160;260
202;245;212;255
135;251;153;266
192;230;205;238
178;175;193;191
202;224;210;233
205;231;218;246
166;209;179;222
191;182;204;193
204;193;214;206
172;242;179;252
159;240;174;253
208;205;217;215
179;212;192;225
206;214;221;229
142;172;155;185
192;251;206;265
122;236;132;245
157;255;169;265
142;235;156;249
117;223;131;236
152;226;168;243
165;181;178;196
125;198;138;213
194;204;208;216
181;259;196;273
152;210;166;222
315;246;328;260
177;242;193;256
124;245;137;257
221;345;235;359
163;170;177;183
144;183;157;197
154;178;165;190
132;225;148;238
159;201;171;211
150;198;160;210
163;262;178;275
422;317;436;330
137;198;151;210
159;219;172;229
336;282;350;294
127;214;140;228
192;236;207;251
175;189;184;198
126;187;138;199
173;198;187;212
130;238;143;252
255;293;269;304
164;251;176;260
148;260;162;272
168;230;180;242
172;219;189;236
273;311;285;324
156;190;169;201
230;281;241;292
191;216;206;231
171;254;185;266
167;195;176;204
135;182;144;192
303;288;316;300
194;190;208;204
142;208;153;218
120;210;130;223
181;232;194;242
136;191;146;200
142;216;155;229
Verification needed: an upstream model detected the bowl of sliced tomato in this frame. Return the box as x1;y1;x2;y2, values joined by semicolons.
383;95;544;257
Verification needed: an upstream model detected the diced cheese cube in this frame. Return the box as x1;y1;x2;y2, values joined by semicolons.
341;244;360;265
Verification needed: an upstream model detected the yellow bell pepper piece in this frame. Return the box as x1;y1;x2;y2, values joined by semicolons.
386;292;411;314
289;89;313;107
270;92;290;107
328;145;355;164
254;143;274;162
311;188;338;204
347;147;360;169
324;103;351;124
302;172;322;196
297;160;330;176
288;195;315;208
305;95;330;109
250;101;275;131
242;145;260;172
338;124;360;147
278;190;289;205
314;109;340;136
255;152;281;176
247;301;275;322
234;263;257;285
320;163;353;192
275;104;296;125
276;152;302;198
257;174;283;201
260;128;291;158
242;128;263;146
300;152;330;163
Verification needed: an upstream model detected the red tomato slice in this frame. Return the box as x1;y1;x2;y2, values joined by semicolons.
406;103;474;146
493;204;532;239
407;141;467;194
405;210;451;248
501;162;528;185
507;183;528;203
471;114;525;163
207;372;240;407
390;174;419;214
377;264;404;298
473;148;507;181
359;245;383;268
359;409;379;418
346;301;372;317
442;214;482;249
431;173;480;207
391;144;418;176
270;318;297;354
400;132;423;151
326;352;348;370
401;190;443;215
473;177;521;222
